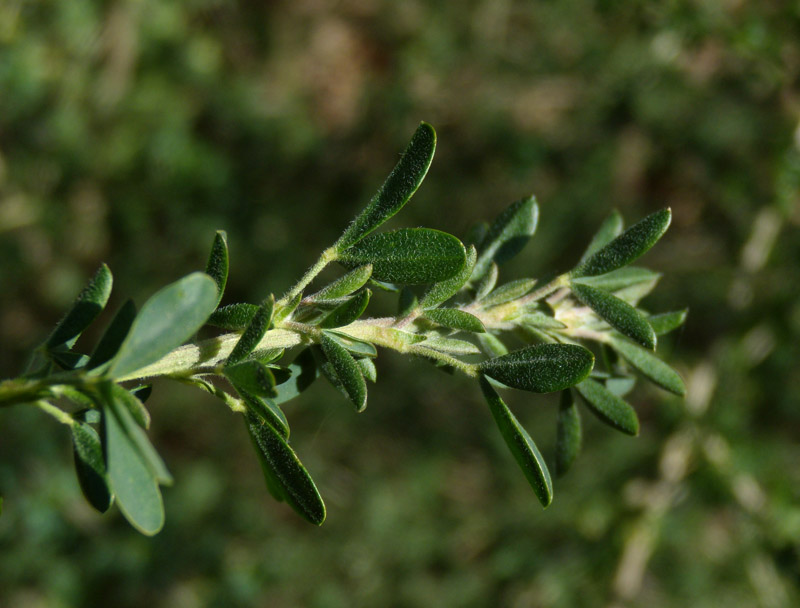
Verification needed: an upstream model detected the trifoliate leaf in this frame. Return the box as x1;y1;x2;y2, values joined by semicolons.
479;376;552;507
319;289;371;329
555;390;581;476
649;309;688;336
207;303;260;330
320;331;367;412
47;264;113;349
572;208;671;278
245;411;326;525
575;378;639;436
224;361;278;399
71;420;112;513
227;296;274;365
338;228;467;285
422;308;485;333
205;230;229;307
472;196;539;280
481;278;537;307
579;210;624;261
609;336;686;396
240;391;289;439
310;265;373;301
478;344;594;393
108;273;218;380
420;245;477;309
571;282;656;350
335;122;436;250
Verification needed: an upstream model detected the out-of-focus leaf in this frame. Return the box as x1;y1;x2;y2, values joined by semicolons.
397;287;418;317
320;331;367;412
606;376;636;397
479;376;552;507
338;228;467;285
518;311;566;330
420;245;477;309
609;336;686;395
108;273;218;380
245;412;326;525
335;122;436;250
207;303;260;331
110;383;151;429
319;289;371;328
47;264;113;349
472;196;539;280
423;308;485;333
474;263;499;300
478;333;509;357
419;337;481;355
227;296;274;365
205;230;229;307
649;309;688;336
357;357;377;383
273;349;318;405
571;267;660;292
571;282;656;350
478;344;594;393
481;278;537;307
71;420;112;513
572;208;671;278
555;390;582;476
575;378;639;436
310;265;373;301
87;299;137;370
579;210;623;261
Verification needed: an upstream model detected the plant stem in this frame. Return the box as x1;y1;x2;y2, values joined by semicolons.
277;247;337;308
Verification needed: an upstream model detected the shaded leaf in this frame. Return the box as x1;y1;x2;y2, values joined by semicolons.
575;378;639;436
571;282;656;350
481;278;537;307
207;303;260;331
571;267;660;292
110;382;151;429
580;210;623;261
108;273;218;380
609;336;686;396
47;264;113;349
357;357;377;383
205;230;229;307
319;289;371;329
319;332;367;411
479;376;552;507
227;296;274;365
240;391;289;439
518;311;566;330
310;265;373;301
397;287;418;317
472;196;539;280
87;300;137;371
325;331;377;358
272;292;301;326
335;122;436;250
273;349;318;405
478;344;594;393
555;390;581;476
572;208;671;277
71;420;112;513
606;376;636;397
420;245;477;309
474;262;499;300
649;309;688;336
224;361;278;399
423;308;485;333
339;228;467;285
477;333;509;357
245;412;326;525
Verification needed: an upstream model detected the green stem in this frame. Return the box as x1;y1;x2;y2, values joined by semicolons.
35;400;75;426
278;247;337;308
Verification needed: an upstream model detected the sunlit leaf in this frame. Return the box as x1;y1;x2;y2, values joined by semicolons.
324;331;377;358
575;378;639;436
649;309;688;336
474;262;499;300
207;303;260;330
571;282;656;350
205;230;229;307
420;245;477;309
224;361;278;399
227;296;274;365
477;333;508;357
338;228;467;285
319;289;371;329
47;264;113;349
571;267;660;292
478;344;594;393
110;382;151;429
481;278;537;307
419;337;481;355
240;391;289;439
310;265;373;301
423;308;485;333
479;376;552;507
357;357;377;383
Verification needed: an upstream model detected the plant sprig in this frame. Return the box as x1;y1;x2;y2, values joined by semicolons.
0;122;685;534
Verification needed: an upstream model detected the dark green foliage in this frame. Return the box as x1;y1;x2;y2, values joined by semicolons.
609;336;686;396
47;264;113;349
227;296;274;365
318;289;371;328
319;331;367;412
480;278;538;307
71;421;112;513
240;391;289;439
208;303;261;331
338;228;467;284
420;245;477;308
273;349;318;405
555;390;582;476
579;210;623;261
649;310;688;336
310;265;373;301
575;379;639;436
472;196;539;281
422;308;485;333
224;361;278;399
479;344;594;393
205;231;229;307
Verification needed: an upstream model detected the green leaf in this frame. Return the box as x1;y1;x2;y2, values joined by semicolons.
479;376;552;507
419;337;481;355
227;296;274;365
108;273;218;379
477;333;508;357
71;420;112;513
420;245;477;309
397;286;418;317
474;262;498;300
555;390;582;476
518;311;566;330
131;384;153;404
319;289;371;329
87;300;137;370
273;349;318;405
338;228;467;285
580;210;623;262
649;309;688;336
478;344;594;393
606;376;636;397
357;357;377;383
481;278;537;307
245;411;326;525
224;361;278;399
103;399;164;535
272;292;302;326
319;331;368;411
110;383;151;429
47;264;113;349
571;267;661;292
310;265;373;301
570;282;656;350
240;391;289;439
572;208;671;278
205;230;229;307
575;378;639;436
422;308;485;333
609;336;686;396
325;331;377;358
335;122;436;250
472;196;539;280
207;303;260;331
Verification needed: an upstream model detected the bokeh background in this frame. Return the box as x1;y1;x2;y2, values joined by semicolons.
1;1;799;606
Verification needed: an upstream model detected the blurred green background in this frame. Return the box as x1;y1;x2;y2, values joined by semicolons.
1;1;799;606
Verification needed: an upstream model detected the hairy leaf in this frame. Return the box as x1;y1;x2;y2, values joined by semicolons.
311;265;373;301
419;337;481;355
335;122;436;250
571;282;656;350
205;230;229;307
649;309;688;336
320;332;367;411
479;344;594;393
571;267;660;292
224;361;278;399
478;333;509;357
87;299;137;370
71;420;112;513
240;391;289;439
420;245;477;309
339;228;467;285
207;303;260;331
324;331;377;358
472;196;539;280
481;278;537;307
609;336;686;396
555;390;582;476
575;378;639;436
273;349;318;405
479;376;552;507
47;264;113;349
227;296;274;365
474;262;499;300
110;383;151;429
423;308;485;333
357;357;377;383
579;210;623;261
319;289;371;329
